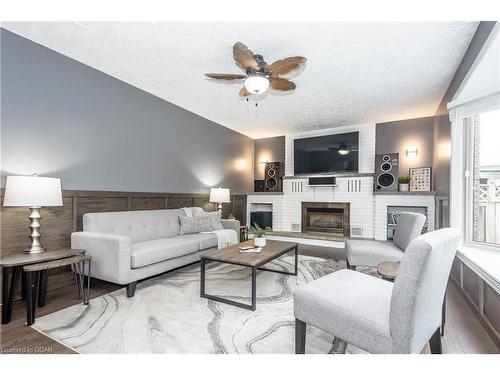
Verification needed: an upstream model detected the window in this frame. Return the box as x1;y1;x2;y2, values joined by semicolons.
470;109;500;246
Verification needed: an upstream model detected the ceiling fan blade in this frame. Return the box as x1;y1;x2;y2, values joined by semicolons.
269;56;307;77
239;86;251;97
205;73;247;80
233;42;260;71
270;78;296;91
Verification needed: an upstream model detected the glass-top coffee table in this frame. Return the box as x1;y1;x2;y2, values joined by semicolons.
200;239;298;311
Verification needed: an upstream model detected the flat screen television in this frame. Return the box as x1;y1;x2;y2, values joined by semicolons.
294;131;359;175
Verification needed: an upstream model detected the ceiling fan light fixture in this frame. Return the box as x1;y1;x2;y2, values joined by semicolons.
338;144;350;155
244;75;269;94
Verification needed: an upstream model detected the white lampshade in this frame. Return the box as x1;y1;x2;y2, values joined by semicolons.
3;175;63;207
209;187;230;203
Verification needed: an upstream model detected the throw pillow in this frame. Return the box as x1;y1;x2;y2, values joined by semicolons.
179;215;214;235
178;211;224;234
179;207;205;218
196;211;224;230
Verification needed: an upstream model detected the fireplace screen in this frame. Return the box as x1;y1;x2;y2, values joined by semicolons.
301;202;350;237
308;210;344;230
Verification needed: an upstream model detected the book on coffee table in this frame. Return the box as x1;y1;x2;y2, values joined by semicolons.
239;246;262;253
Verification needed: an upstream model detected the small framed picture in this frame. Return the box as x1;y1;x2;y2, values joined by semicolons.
409;167;432;192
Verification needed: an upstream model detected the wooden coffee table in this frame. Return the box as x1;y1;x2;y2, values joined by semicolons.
200;240;298;311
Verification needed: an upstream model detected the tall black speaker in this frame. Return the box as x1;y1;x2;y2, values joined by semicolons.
264;161;283;192
374;153;399;191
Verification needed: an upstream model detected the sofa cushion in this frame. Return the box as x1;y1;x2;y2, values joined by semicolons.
180;233;218;250
131;236;199;268
83;209;182;243
346;239;404;267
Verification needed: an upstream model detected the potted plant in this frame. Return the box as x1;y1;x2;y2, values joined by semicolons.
398;176;410;192
249;223;271;247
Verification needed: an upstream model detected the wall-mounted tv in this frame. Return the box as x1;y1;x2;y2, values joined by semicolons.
294;131;359;175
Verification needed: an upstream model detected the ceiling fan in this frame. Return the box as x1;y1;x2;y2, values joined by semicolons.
205;42;307;97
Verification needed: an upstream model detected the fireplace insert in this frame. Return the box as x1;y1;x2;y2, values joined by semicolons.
301;202;350;237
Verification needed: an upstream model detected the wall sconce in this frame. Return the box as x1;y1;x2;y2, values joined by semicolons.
234;158;248;171
438;142;451;159
406;145;418;159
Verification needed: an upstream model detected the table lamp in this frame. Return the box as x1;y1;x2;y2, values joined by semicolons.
209;187;230;214
3;174;63;254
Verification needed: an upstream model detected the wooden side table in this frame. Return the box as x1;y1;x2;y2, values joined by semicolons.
376;260;447;337
377;261;399;281
0;249;85;324
240;225;248;242
24;254;91;326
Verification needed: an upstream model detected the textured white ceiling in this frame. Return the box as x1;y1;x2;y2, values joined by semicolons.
3;22;478;139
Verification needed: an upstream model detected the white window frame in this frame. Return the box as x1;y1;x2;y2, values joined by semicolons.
449;91;500;252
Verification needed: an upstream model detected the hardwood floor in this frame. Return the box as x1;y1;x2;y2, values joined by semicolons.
1;245;498;354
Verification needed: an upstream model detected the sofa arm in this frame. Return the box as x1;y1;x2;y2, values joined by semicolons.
71;232;132;285
221;219;240;238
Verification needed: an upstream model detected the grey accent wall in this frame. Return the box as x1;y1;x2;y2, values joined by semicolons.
1;29;254;194
253;136;285;180
432;114;452;193
376;116;435;178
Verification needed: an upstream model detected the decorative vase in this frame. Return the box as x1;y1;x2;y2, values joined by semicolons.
254;236;266;247
399;183;409;192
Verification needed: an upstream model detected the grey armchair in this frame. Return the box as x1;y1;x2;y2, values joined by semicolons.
345;212;426;269
294;228;461;354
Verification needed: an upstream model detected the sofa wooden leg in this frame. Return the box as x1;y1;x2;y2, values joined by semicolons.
429;328;443;354
126;281;137;298
295;318;306;354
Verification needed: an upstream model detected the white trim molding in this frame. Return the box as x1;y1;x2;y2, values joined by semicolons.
448;90;500;121
449;91;500;234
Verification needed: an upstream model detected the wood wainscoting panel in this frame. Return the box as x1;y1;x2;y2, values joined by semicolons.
76;197;129;230
451;257;461;284
230;195;247;225
0;197;73;257
131;197;166;211
166;194;195;209
463;264;481;308
193;197;215;212
484;283;500;338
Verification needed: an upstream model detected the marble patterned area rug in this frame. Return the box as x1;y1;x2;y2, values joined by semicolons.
33;255;375;354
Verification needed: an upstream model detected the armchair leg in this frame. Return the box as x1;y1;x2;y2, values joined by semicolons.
126;281;137;298
295;318;306;354
345;259;356;271
429;328;443;354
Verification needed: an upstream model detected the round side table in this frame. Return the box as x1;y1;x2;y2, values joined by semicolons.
377;261;400;282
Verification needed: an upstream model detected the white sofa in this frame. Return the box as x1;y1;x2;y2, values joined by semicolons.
71;209;240;297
